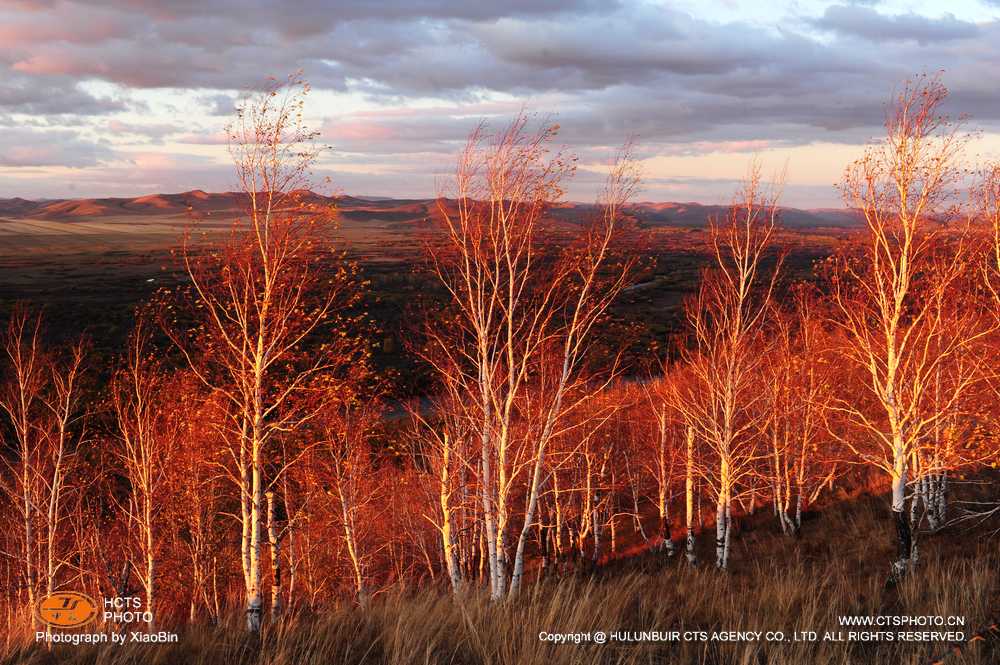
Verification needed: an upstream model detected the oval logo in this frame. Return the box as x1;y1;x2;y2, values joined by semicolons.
36;592;99;629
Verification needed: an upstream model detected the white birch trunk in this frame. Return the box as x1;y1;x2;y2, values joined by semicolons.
245;427;263;632
794;482;804;533
479;440;503;600
715;458;730;570
145;501;155;631
439;435;462;594
657;410;675;556
890;448;911;580
723;501;732;569
685;427;697;566
338;481;367;606
45;443;64;596
22;471;36;623
794;437;807;533
715;496;727;569
239;421;252;595
266;490;281;619
591;491;601;565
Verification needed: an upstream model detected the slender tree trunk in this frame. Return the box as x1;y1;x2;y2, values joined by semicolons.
723;501;732;569
480;437;502;600
794;435;807;534
282;475;296;612
715;458;731;570
439;436;462;594
457;463;470;579
657;409;675;556
685;427;697;566
935;471;947;528
890;448;911;580
145;504;155;630
910;474;923;531
509;453;547;595
925;474;938;531
46;445;63;595
697;479;704;530
610;506;617;555
715;494;727;569
338;482;367;606
245;423;264;632
591;491;601;566
266;490;281;620
537;511;549;577
239;421;251;595
794;481;804;534
22;473;37;624
553;473;564;571
189;551;201;624
772;435;786;533
477;522;486;584
772;430;795;535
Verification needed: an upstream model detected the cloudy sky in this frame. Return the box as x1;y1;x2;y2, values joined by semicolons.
3;0;1000;206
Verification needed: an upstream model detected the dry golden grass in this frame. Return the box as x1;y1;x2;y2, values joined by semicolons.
3;493;998;665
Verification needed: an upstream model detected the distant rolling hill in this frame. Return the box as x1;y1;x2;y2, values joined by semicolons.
0;191;861;229
618;201;860;229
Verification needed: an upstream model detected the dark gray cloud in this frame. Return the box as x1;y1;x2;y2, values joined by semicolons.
1;0;998;206
812;5;979;43
0;128;114;167
197;93;239;117
105;120;184;144
0;73;126;115
2;1;994;121
46;0;615;33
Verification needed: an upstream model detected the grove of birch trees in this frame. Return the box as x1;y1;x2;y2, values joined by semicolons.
2;73;1000;634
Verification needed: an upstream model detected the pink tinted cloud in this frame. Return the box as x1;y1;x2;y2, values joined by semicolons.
173;131;229;145
322;120;394;141
11;52;91;76
0;6;128;46
1;145;60;166
129;152;180;169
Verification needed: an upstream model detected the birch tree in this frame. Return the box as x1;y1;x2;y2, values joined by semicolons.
640;384;679;555
669;164;783;570
762;290;838;536
408;374;475;595
110;320;177;629
0;310;45;620
164;75;368;631
0;309;86;624
169;381;224;624
831;75;987;579
424;116;637;598
321;396;384;606
683;423;698;566
38;337;86;600
652;369;702;566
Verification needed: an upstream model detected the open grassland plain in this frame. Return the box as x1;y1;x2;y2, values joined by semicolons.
0;196;844;374
0;199;434;360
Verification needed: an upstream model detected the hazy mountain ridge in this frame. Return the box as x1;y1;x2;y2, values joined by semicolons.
0;191;861;228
